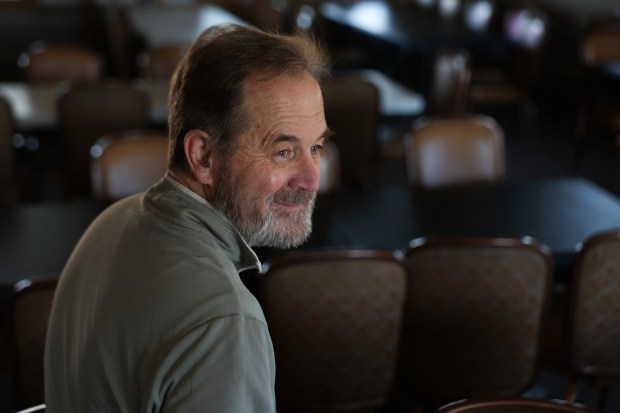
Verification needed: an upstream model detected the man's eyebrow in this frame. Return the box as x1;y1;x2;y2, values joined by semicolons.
321;127;335;141
266;128;335;146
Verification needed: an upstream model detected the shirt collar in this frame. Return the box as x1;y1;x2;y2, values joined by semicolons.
147;174;262;272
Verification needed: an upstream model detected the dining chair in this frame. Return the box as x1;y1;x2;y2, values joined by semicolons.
572;27;620;170
90;129;169;202
403;114;505;189
318;138;340;194
564;229;620;412
434;397;597;413
17;41;104;84
322;75;380;189
468;3;548;120
58;81;150;197
0;95;18;205
428;48;472;115
402;236;554;412
7;275;59;410
135;43;188;81
256;249;408;412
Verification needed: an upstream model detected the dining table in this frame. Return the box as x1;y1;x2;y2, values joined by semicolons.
3;177;620;287
0;71;424;133
312;177;620;283
126;4;250;49
1;176;620;330
0;199;106;332
319;0;515;60
0;80;169;132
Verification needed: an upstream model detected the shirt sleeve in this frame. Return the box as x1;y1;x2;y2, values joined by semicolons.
144;314;276;413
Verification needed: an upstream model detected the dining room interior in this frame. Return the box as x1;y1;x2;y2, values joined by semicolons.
1;0;620;412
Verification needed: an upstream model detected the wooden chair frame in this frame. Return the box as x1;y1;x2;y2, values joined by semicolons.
7;275;59;410
258;248;409;413
564;229;620;411
403;236;554;410
435;397;597;413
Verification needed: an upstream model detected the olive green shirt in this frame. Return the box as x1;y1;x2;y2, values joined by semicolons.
45;175;276;412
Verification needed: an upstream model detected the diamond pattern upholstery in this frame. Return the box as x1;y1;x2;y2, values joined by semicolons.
403;237;553;408
258;249;408;412
566;230;620;409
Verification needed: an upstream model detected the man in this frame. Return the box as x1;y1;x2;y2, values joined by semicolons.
45;24;331;412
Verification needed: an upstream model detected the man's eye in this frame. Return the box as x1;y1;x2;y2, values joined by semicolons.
276;149;291;157
311;145;323;154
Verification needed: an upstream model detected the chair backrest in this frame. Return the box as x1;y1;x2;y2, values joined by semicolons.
402;236;553;408
566;229;620;394
257;249;408;412
403;114;505;189
7;276;59;410
435;397;597;413
502;4;549;89
318;138;340;194
17;41;103;84
322;76;380;189
58;81;149;197
581;28;620;66
429;48;472;115
136;43;188;81
0;96;15;201
90;129;169;202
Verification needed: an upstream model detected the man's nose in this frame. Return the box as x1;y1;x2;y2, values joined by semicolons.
290;153;321;192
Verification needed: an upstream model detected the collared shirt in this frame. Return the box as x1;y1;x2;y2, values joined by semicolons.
45;176;276;412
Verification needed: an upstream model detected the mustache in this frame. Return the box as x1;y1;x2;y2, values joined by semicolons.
271;188;316;205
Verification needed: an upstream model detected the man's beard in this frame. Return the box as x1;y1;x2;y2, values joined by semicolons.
211;165;316;249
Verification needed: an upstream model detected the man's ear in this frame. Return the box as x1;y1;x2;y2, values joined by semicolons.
184;129;215;186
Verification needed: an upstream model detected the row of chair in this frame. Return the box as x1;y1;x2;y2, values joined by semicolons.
86;112;505;200
7;37;515;199
7;231;620;412
0;72;382;203
10;397;599;413
1;89;505;208
427;20;620;172
18;41;187;84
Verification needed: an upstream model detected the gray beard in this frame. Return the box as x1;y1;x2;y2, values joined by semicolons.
211;166;316;249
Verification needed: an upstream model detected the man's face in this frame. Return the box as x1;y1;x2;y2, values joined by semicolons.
211;71;330;249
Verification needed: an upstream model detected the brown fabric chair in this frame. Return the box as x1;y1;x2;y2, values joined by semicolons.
434;397;597;413
322;75;380;189
7;275;59;410
90;129;169;202
318;138;340;194
468;4;548;118
565;229;620;411
257;249;408;412
58;81;149;197
403;114;505;189
573;27;620;169
428;48;472;115
136;43;188;81
402;236;554;411
17;41;103;84
0;95;18;205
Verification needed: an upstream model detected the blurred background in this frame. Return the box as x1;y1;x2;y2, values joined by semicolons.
0;0;618;204
2;1;620;412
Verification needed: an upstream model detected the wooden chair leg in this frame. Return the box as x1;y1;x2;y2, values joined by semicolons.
572;102;589;171
565;374;579;403
597;386;609;412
